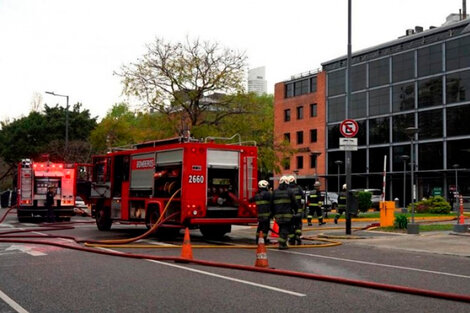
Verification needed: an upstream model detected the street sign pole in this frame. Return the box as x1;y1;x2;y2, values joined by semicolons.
345;0;352;235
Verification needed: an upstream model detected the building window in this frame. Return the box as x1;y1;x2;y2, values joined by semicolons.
369;57;389;87
310;76;317;93
418;76;442;108
282;157;290;170
351;63;367;91
328;69;346;96
310;129;317;143
369;117;390;145
418;142;443;170
285;83;294;98
446;70;470;104
350;92;367;118
284;109;291;122
296;131;304;145
418;43;442;77
446;105;470;137
328;96;345;122
284;133;290;142
297;106;304;119
392;113;415;143
418;109;443;140
296;156;304;169
310;103;317;117
310;154;317;169
392;82;415;112
369;87;390;116
392;51;415;83
446;36;470;71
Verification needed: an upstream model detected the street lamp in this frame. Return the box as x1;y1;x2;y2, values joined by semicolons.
334;160;343;195
452;164;459;212
45;91;69;150
405;127;419;234
400;155;409;210
311;151;321;183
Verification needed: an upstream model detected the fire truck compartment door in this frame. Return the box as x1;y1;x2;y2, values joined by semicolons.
156;149;183;165
130;153;155;190
207;150;239;168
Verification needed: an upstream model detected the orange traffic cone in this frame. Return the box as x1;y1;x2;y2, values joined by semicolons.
180;227;193;260
255;231;269;268
270;220;279;239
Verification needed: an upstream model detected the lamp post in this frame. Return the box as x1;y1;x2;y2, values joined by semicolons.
400;155;409;211
311;151;321;183
405;127;419;234
45;91;69;150
452;164;459;212
334;160;343;195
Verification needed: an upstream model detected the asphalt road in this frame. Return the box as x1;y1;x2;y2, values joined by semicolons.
1;211;470;312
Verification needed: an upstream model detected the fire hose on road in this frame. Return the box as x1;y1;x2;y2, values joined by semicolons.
1;200;470;303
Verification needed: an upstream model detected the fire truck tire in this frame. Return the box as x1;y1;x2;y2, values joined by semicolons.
96;207;112;231
199;224;231;239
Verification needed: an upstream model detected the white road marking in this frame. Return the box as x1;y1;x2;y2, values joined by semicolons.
98;247;304;296
277;250;470;279
147;259;306;297
5;245;46;257
0;289;29;313
138;239;177;246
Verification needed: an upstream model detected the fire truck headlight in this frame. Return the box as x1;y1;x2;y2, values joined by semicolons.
192;210;198;216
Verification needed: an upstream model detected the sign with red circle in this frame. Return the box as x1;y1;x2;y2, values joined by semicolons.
340;119;359;137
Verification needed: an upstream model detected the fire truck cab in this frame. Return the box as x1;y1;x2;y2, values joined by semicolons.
17;159;77;222
88;137;258;238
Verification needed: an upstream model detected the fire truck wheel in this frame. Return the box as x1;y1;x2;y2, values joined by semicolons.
17;211;30;223
96;207;112;231
199;224;231;239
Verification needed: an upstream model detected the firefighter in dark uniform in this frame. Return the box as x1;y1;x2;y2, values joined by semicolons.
307;181;325;226
334;184;347;224
287;175;304;245
46;186;55;223
252;180;273;244
272;176;297;249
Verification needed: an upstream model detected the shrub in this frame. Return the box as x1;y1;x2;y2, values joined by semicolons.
394;214;408;229
408;196;451;214
356;191;372;213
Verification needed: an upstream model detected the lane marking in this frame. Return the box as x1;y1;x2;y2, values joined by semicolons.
0;289;29;313
147;259;306;297
277;250;470;279
5;245;46;257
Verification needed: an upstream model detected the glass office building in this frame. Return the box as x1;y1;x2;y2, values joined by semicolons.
322;18;470;204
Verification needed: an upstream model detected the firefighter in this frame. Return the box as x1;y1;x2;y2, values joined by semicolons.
272;176;297;249
252;180;273;244
46;186;55;223
287;175;304;245
307;181;325;226
334;184;347;224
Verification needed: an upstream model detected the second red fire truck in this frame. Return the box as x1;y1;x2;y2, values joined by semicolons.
84;136;258;238
17;159;77;222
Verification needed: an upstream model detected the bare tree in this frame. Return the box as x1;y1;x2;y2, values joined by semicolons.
30;92;43;112
116;37;248;131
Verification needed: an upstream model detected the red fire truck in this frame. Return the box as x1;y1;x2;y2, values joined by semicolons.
85;136;258;238
17;159;77;222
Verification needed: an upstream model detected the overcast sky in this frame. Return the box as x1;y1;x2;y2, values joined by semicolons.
0;0;464;121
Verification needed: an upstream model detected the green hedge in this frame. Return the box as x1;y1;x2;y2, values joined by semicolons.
408;196;451;214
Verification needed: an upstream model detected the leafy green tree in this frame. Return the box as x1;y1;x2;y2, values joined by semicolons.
0;104;97;187
116;37;247;132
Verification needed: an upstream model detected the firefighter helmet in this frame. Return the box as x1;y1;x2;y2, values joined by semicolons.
279;176;289;185
342;184;347;190
314;181;321;188
258;180;269;189
287;175;296;184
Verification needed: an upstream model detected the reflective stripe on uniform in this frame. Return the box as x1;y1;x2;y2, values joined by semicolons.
255;200;270;205
258;213;271;217
275;213;293;218
273;199;292;204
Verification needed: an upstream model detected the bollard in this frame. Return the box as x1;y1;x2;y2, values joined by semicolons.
453;195;468;233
